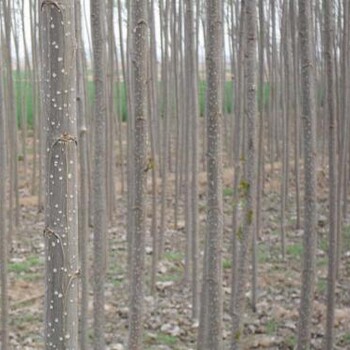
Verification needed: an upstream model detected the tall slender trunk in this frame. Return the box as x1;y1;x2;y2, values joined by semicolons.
148;0;160;294
324;0;337;348
290;0;301;230
41;2;79;348
76;0;89;348
253;0;265;312
231;0;246;313
231;0;258;348
336;0;349;275
199;0;224;347
127;0;148;348
106;0;117;223
0;48;8;350
297;0;318;348
91;0;108;347
159;0;170;257
2;0;18;245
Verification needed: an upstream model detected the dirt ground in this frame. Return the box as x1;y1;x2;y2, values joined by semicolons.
6;135;350;350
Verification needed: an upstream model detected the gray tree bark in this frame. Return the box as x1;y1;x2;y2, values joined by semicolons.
230;0;246;314
41;2;79;348
127;0;148;348
106;0;117;223
324;0;337;348
297;0;318;348
290;0;301;230
0;50;9;350
91;0;108;347
159;0;170;257
76;0;89;348
199;0;224;347
231;0;258;348
2;0;18;246
184;0;199;317
253;0;265;312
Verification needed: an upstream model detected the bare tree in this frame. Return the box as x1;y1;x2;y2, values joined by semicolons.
106;0;117;223
91;0;108;347
290;0;301;230
231;0;258;348
76;0;90;348
198;0;224;347
127;0;148;348
230;0;246;314
184;0;199;318
2;0;19;244
184;0;193;285
336;0;349;275
280;0;290;260
324;0;337;348
297;0;318;348
0;50;8;350
148;0;160;294
41;2;79;348
159;0;170;257
253;0;265;312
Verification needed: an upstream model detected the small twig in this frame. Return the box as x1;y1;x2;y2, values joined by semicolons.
43;226;66;265
43;226;60;241
63;269;81;311
52;132;78;149
143;158;154;173
13;293;44;310
66;269;81;293
133;19;148;32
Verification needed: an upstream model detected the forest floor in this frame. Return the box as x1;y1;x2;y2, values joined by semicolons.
7;135;350;350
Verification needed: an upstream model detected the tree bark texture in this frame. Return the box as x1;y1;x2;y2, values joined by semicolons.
41;2;79;348
297;0;318;348
128;0;148;348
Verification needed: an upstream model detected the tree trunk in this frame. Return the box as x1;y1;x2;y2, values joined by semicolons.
41;2;79;348
297;0;318;348
231;0;258;347
199;0;224;347
76;0;90;348
127;0;148;348
0;49;9;350
91;0;108;347
324;0;337;348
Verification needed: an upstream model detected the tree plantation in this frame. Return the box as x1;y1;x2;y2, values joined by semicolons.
1;0;350;349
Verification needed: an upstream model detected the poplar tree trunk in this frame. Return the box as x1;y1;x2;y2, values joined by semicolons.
290;0;301;230
159;0;170;257
148;0;160;295
230;0;246;314
340;0;350;238
128;0;148;348
324;0;337;348
20;0;31;180
173;0;180;230
91;0;108;347
280;0;290;259
76;0;89;348
253;0;265;312
199;0;224;347
2;0;18;245
41;2;79;348
336;0;349;275
0;53;8;350
231;0;258;348
107;0;117;223
184;0;199;317
30;0;38;198
297;0;318;348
